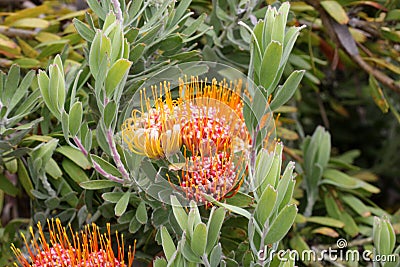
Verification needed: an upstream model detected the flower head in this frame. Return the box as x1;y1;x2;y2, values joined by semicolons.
122;76;250;204
12;219;135;267
122;82;181;159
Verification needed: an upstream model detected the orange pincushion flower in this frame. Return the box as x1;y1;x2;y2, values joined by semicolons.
12;219;135;267
176;77;249;203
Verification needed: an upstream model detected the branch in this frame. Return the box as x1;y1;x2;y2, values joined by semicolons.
72;136;124;184
0;26;38;39
111;0;123;22
304;0;400;94
106;129;130;181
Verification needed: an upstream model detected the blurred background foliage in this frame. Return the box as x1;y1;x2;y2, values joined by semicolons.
0;0;399;266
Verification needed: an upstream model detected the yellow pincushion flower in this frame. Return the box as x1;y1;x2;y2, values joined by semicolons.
121;82;182;159
122;76;250;203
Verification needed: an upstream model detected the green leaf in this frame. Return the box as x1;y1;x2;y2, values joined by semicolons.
115;191;130;216
49;63;65;112
105;59;132;98
68;101;83;136
192;223;207;256
306;216;345;228
383;218;396;255
45;158;62;179
129;43;145;63
261;7;274;51
44;196;60;210
91;155;121;177
56;146;91;169
31;139;58;164
62;158;89;183
171;0;191;26
206;207;225;254
8;69;34;112
180;234;202;263
136;201;148;224
73;18;95;42
86;0;107;20
171;195;188;231
153;258;167;267
342;195;370;217
271;3;290;44
259;41;283;92
275;161;295;209
204;194;252;220
0;173;19;197
369;75;389;113
182;14;207;36
210;244;222;267
160;226;176;261
129;216;141;233
264;204;297;245
255;185;277;226
339;212;359;237
38;70;58;118
322;169;380;193
17;159;34;199
187;202;202;237
11;18;50;28
80;180;120;190
320;1;349;24
269;70;305;110
324;193;341;218
89;30;110;78
104;101;117;129
225;192;253;207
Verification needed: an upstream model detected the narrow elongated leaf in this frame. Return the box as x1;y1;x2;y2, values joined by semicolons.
105;59;132;98
171;195;188;231
260;41;282;92
264;204;297;245
271;3;290;44
56;146;91;169
69;101;83;136
62;159;89;183
17;159;34;199
136;201;148;224
11;18;49;28
115;191;130;216
8;70;34;112
206;207;225;253
160;226;176;261
369;75;389;113
86;0;107;20
73;19;95;42
204;195;252;220
210;244;222;267
269;70;305;110
255;185;277;225
306;216;345;228
192;223;207;256
321;1;349;24
45;158;62;179
91;155;121;177
0;173;19;197
104;101;117;129
80;180;120;190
